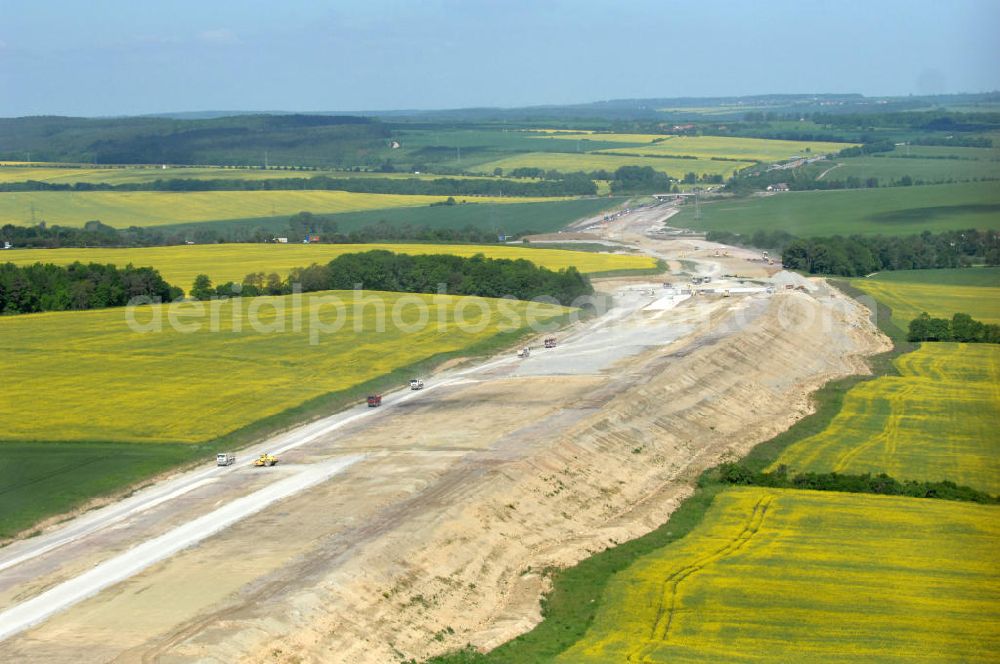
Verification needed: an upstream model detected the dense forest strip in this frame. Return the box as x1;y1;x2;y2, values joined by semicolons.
190;250;594;307
704;228;999;275
906;312;1000;343
0;262;181;314
781;229;999;275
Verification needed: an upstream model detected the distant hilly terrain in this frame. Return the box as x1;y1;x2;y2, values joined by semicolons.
1;92;996;170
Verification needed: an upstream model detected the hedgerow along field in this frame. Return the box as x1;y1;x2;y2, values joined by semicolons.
0;292;569;536
3;242;657;292
0;163;503;185
558;487;1000;663
674;181;1000;236
852;267;1000;324
0;190;566;228
771;343;1000;493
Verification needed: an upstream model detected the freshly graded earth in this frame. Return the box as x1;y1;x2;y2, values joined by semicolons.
0;204;887;662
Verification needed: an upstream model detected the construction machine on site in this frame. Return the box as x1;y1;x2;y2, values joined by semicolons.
253;452;278;467
544;337;557;348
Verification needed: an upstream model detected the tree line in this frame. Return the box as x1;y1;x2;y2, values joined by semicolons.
2;213;533;249
0;173;598;197
190;250;593;306
0;262;181;315
781;230;999;276
719;462;998;504
1;220;180;249
907;312;1000;344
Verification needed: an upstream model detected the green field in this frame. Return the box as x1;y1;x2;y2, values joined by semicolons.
560;487;1000;663
771;343;1000;493
0;441;203;538
892;145;1000;160
862;266;1000;287
0;190;565;229
675;181;1000;236
470;152;753;178
818;149;1000;185
3;241;655;292
853;268;1000;325
152;197;621;238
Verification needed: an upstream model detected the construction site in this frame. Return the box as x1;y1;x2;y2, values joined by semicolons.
0;203;888;662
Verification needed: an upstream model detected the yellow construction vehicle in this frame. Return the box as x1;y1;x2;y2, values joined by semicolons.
253;452;279;467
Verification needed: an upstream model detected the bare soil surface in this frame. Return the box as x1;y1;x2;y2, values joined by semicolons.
0;206;888;662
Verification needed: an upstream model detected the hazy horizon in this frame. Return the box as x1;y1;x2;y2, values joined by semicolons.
2;0;998;118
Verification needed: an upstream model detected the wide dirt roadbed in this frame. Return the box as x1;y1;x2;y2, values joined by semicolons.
0;213;888;662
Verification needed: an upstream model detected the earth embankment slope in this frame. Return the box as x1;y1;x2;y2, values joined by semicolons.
220;288;884;662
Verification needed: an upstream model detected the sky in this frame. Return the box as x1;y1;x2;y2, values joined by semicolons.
1;0;997;117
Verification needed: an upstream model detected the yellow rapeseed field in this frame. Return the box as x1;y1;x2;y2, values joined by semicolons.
537;132;856;161
472;152;752;178
595;135;855;162
3;243;656;291
772;343;1000;493
0;292;568;444
560;487;1000;663
853;279;1000;325
0;190;563;228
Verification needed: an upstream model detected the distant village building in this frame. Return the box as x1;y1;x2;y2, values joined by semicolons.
766;183;790;192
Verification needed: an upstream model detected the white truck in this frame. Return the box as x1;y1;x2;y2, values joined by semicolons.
409;378;425;390
216;452;236;466
517;347;530;358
